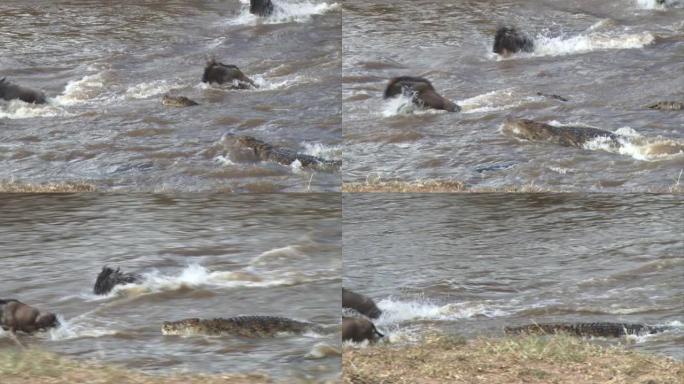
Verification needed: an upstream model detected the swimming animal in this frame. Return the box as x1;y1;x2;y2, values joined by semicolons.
202;59;256;89
161;316;324;337
231;135;341;170
493;26;535;56
342;317;384;343
162;94;199;107
250;0;274;16
93;266;142;295
384;76;460;112
0;78;47;104
647;101;683;110
342;288;382;319
502;118;621;148
504;322;671;338
0;299;59;334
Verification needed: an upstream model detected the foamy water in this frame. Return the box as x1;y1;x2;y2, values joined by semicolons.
230;0;339;25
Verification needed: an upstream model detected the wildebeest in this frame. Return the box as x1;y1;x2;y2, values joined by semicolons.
384;76;460;112
1;299;59;348
201;59;257;89
93;266;142;295
0;78;47;104
342;288;382;319
250;0;274;16
342;317;384;343
493;26;535;56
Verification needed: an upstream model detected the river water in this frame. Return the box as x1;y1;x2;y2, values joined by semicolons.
343;193;683;359
0;194;341;382
343;0;684;191
0;0;341;192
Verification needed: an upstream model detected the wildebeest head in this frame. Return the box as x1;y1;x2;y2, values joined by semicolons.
493;26;535;56
93;266;141;295
250;0;274;16
384;76;460;112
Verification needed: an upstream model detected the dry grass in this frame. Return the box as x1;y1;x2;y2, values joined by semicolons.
0;180;96;193
343;334;684;384
0;348;274;384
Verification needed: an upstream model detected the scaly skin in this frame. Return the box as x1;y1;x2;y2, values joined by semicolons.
503;118;621;148
162;95;198;107
235;135;341;170
161;316;324;337
504;322;670;337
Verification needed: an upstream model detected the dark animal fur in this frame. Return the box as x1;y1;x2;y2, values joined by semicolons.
0;78;47;104
202;59;256;89
93;266;142;295
384;76;460;112
250;0;274;16
493;26;535;55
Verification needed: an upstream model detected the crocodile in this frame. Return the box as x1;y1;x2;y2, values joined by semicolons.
384;76;460;112
93;266;142;295
202;59;257;89
647;101;683;110
232;135;341;170
161;316;324;337
162;94;199;107
504;322;671;337
0;78;47;104
502;118;622;148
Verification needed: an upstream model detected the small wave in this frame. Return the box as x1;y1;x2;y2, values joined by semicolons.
250;245;308;266
583;127;684;161
124;79;183;100
0;99;72;119
230;0;339;25
305;342;341;359
458;88;538;113
48;315;118;341
197;74;308;93
53;72;111;106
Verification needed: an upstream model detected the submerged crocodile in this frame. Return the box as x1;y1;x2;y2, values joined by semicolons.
504;322;671;338
502;118;621;148
161;316;324;337
647;101;683;111
232;135;341;170
162;94;198;107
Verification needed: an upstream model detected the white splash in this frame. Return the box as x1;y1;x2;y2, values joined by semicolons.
374;298;512;326
0;99;72;119
48;315;118;341
230;0;339;25
53;72;109;106
124;79;183;100
635;0;677;10
458;88;537;114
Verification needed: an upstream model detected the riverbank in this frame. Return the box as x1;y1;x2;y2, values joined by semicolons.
343;334;684;384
